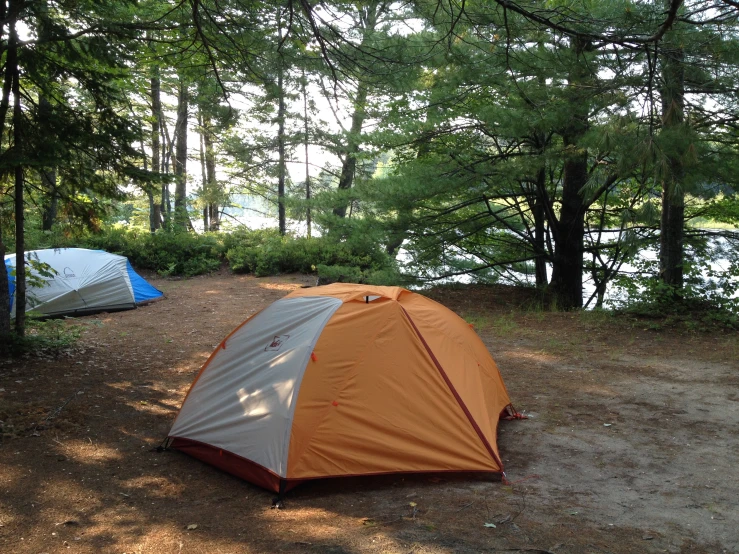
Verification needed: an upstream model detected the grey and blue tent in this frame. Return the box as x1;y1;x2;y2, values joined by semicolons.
5;248;163;317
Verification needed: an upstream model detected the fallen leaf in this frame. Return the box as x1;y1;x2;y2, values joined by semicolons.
186;524;198;530
484;522;497;528
409;501;417;507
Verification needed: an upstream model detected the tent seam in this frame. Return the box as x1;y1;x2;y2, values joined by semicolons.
286;300;397;475
400;306;505;473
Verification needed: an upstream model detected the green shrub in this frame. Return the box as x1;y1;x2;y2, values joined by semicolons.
613;274;739;331
225;232;398;279
3;317;84;355
82;227;226;276
26;224;403;282
315;264;363;284
314;264;411;286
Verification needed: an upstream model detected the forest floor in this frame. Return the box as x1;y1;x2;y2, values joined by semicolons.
1;271;738;554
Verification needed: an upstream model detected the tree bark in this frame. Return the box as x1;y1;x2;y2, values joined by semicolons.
11;18;25;336
302;69;311;238
548;37;591;310
533;166;548;288
41;168;58;231
202;111;218;231
150;66;162;232
0;2;13;146
173;77;189;230
0;232;10;351
549;147;587;310
39;96;58;231
331;2;382;219
0;2;13;346
332;82;368;218
198;109;208;231
277;43;287;235
659;18;685;290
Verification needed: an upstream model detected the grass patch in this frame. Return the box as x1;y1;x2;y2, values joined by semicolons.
493;314;519;335
463;313;493;331
4;317;85;356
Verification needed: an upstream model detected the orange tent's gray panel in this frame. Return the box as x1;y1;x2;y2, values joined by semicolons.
169;296;342;477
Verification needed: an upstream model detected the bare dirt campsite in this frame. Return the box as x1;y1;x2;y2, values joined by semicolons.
1;272;737;554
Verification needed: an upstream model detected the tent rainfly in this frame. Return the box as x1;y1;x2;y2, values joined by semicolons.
168;283;519;493
4;248;163;317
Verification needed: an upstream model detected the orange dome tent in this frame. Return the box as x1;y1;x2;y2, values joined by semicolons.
168;284;518;492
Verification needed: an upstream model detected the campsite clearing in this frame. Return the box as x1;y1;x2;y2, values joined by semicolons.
0;271;737;554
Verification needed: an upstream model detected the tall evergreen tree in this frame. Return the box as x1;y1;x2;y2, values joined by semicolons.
0;0;156;336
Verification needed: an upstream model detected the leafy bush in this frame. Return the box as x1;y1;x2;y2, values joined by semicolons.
314;264;411;286
22;227;79;252
3;317;84;355
611;251;739;330
315;264;363;284
225;232;399;280
83;227;226;277
17;224;405;283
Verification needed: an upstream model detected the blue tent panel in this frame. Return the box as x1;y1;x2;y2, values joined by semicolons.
125;261;163;303
5;258;14;312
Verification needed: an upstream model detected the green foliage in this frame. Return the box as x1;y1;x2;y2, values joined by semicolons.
225;229;400;280
3;0;738;324
21;226;80;252
5;318;83;355
44;225;403;283
82;227;225;277
617;280;739;331
612;245;739;330
315;264;363;283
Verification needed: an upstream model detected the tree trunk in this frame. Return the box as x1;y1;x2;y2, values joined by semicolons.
41;168;58;231
160;105;171;223
12;20;25;336
0;2;13;347
0;232;10;352
174;77;189;230
203;111;218;231
533;166;548;289
150;66;162;232
39;96;58;231
331;1;382;219
277;44;287;235
548;37;591;310
332;82;368;218
0;3;13;146
549;149;587;310
385;208;410;257
302;69;311;238
198;110;208;231
659;19;685;290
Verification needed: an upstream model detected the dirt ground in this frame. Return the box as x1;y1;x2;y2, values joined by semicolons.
1;271;737;554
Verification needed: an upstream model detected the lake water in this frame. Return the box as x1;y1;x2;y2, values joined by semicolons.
215;202;738;308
